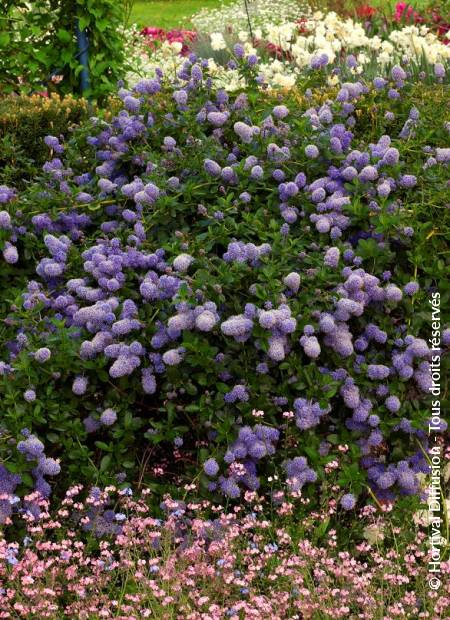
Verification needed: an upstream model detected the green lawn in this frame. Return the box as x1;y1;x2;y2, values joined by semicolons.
129;0;228;29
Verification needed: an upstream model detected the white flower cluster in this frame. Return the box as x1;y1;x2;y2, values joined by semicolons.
191;0;311;34
235;11;450;87
250;13;448;61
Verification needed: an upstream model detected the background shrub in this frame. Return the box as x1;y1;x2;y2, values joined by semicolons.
0;94;90;189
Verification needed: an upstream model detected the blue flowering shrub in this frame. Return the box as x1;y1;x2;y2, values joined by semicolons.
0;53;449;515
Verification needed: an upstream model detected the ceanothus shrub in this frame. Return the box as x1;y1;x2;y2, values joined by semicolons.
0;52;449;512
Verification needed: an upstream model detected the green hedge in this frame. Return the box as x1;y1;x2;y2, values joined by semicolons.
0;94;90;189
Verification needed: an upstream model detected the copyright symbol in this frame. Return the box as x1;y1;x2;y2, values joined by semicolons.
429;577;441;590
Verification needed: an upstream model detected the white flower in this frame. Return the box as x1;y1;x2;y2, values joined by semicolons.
363;524;385;544
170;41;183;54
210;32;227;51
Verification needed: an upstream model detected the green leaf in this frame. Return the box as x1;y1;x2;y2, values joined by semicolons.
78;16;90;30
100;454;111;472
57;28;72;43
94;441;111;452
0;32;11;47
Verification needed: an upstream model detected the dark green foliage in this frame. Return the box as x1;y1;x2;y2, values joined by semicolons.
0;0;127;101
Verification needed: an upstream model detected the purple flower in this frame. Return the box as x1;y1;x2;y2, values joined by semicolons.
324;247;340;268
250;165;263;181
162;349;183;366
207;111;229;127
434;63;445;78
17;435;44;459
283;272;300;293
233;43;245;58
385;396;400;413
373;77;387;89
316;217;330;233
191;64;203;81
305;145;319;159
38;457;61;476
391;65;406;82
273;105;289;119
141;368;156;394
300;335;321;359
204;159;222;177
221;167;237;184
173;90;188;106
24;389;36;402
173;254;193;272
3;243;18;264
234;121;256;144
224;384;249;403
367;365;390;380
359;166;378;182
310;54;328;69
221;315;253;342
204;458;219;477
109;355;140;378
382;147;399;166
403;282;419;296
123;95;141;113
385;284;403;303
220;477;241;498
34;347;51;363
340;493;356;510
72;376;88;395
0;211;11;229
195;311;217;332
399;174;417;189
377;472;396;489
436;148;450;163
100;408;117;426
442;328;450;346
377;182;391;198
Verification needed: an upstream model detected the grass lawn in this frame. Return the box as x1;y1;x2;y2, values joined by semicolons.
129;0;230;29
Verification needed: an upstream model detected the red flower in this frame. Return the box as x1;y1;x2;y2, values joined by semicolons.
296;17;310;34
394;2;421;23
140;26;165;39
356;5;377;19
140;26;197;55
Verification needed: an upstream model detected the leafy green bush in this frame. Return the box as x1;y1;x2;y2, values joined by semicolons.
0;0;127;101
0;94;90;189
0;57;448;511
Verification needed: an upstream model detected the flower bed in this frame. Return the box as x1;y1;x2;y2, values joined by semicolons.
126;5;450;90
1;486;449;619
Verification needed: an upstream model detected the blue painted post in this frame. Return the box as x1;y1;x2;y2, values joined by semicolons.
75;19;90;96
